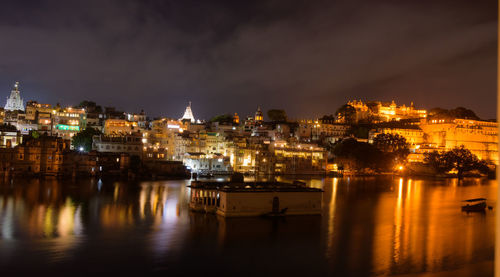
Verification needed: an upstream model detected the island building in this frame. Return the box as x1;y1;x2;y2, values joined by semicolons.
189;180;323;217
4;82;25;112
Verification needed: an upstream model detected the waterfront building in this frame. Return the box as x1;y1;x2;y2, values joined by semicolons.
92;132;142;156
419;118;498;164
0;135;69;176
4;82;25;111
270;140;327;174
183;152;233;175
142;145;169;161
180;102;196;123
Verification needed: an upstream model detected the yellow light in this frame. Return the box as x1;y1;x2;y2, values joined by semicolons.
398;165;404;171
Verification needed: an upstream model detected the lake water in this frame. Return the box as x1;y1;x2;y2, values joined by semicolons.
0;176;495;276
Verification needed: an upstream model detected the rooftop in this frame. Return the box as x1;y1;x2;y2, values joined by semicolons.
189;180;323;193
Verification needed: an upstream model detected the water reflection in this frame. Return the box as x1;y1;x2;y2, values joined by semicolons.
0;177;495;276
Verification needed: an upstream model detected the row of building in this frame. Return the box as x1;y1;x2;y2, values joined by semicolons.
0;82;497;177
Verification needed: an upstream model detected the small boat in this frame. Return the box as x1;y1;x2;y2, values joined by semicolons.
461;198;487;213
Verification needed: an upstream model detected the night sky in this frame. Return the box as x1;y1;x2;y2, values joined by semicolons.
0;0;496;120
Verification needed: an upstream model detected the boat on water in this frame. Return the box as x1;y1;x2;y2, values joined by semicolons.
461;198;488;213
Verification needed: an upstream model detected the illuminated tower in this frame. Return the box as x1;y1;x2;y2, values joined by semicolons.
254;107;263;122
5;81;25;111
233;113;240;124
180;101;195;123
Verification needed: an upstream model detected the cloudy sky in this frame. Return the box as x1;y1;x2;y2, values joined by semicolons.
0;0;496;120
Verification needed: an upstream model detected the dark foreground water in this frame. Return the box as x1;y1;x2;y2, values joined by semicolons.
0;176;495;276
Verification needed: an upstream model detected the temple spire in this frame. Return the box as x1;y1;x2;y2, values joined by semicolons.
180;101;195;123
5;81;25;111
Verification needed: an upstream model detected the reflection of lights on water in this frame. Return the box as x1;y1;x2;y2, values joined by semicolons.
394;178;404;262
97;179;103;191
58;198;77;237
0;197;14;240
113;184;119;202
327;178;338;252
139;185;147;219
44;207;54;237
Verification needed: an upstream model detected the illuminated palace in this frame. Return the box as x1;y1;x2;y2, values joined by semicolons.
369;118;499;165
347;100;427;122
419;118;498;164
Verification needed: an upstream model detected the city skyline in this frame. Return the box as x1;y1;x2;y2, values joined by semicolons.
1;80;492;122
0;0;496;119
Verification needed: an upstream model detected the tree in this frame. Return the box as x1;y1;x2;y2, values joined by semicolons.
210;114;233;124
319;114;336;124
423;150;452;174
424;146;489;178
335;104;356;123
332;138;390;172
71;127;101;152
348;123;373;139
31;130;40;139
267;109;287;122
429;107;480;120
78;100;103;113
372;133;409;165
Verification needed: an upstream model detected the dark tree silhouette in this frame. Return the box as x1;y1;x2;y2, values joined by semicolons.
267;109;287;122
335;104;356;123
71;127;101;152
424;145;490;178
372;133;409;165
210;114;233;124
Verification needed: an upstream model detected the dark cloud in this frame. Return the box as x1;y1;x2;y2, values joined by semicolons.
0;0;496;120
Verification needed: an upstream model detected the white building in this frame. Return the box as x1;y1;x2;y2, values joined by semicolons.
5;82;25;111
180;102;196;123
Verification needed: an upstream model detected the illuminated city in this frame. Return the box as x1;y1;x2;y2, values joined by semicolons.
0;1;496;277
